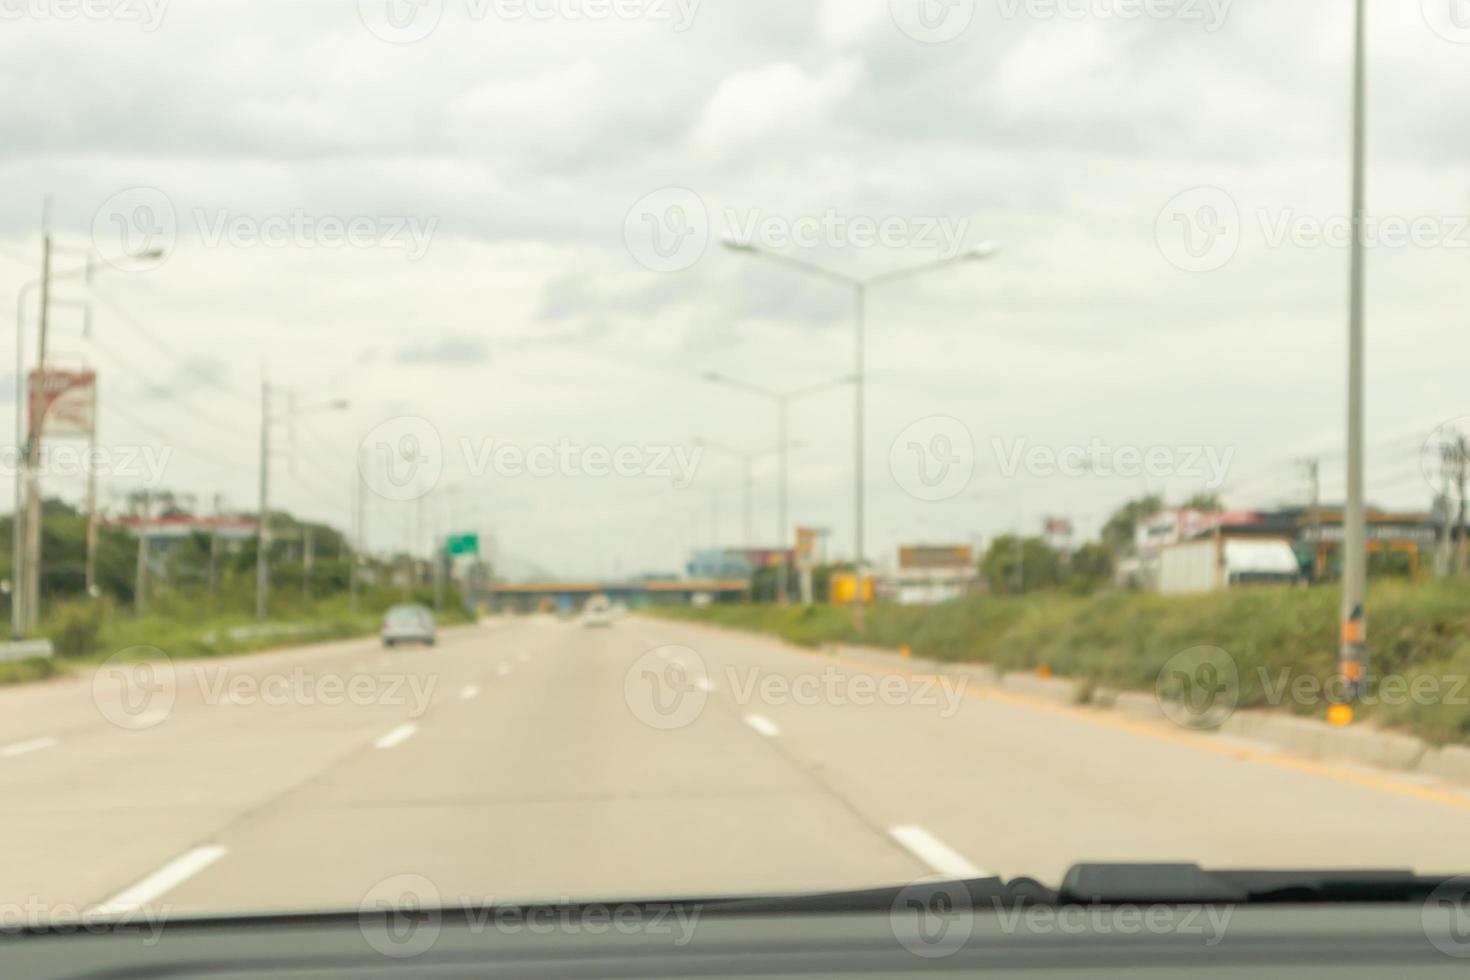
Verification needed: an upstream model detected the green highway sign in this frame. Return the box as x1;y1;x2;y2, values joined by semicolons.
445;533;480;557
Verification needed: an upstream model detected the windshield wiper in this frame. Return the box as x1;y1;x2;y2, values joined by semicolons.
1058;863;1468;905
706;863;1468;916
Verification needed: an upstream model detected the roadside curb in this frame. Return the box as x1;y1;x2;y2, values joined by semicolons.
815;640;1467;788
634;617;1470;794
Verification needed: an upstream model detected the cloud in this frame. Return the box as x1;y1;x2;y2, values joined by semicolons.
393;334;491;365
688;56;866;157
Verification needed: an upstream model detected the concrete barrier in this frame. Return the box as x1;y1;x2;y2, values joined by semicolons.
998;672;1081;706
1420;745;1470;784
0;639;53;663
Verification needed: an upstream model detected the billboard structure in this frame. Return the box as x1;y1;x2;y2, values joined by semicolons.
28;368;96;439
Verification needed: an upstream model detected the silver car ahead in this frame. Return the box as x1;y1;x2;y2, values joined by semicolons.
382;604;436;647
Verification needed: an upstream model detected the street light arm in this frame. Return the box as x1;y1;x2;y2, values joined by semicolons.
862;243;999;287
692;436;755;462
721;240;858;287
786;375;856;401
703;372;782;402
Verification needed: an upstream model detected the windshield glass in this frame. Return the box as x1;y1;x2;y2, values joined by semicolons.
3;0;1470;950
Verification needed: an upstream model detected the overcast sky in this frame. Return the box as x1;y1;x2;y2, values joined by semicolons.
2;0;1468;578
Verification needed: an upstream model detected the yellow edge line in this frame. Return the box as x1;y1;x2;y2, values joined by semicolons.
811;648;1470;814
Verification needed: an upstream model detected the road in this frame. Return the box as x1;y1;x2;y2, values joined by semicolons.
2;613;1469;920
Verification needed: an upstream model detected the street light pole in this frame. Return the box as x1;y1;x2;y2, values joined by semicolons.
256;379;271;621
723;240;998;630
1341;0;1368;701
701;372;849;604
852;282;867;627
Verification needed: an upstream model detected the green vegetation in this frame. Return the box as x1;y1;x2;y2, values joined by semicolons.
651;581;1470;747
0;495;477;685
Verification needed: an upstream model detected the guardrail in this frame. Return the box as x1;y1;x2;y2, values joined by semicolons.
0;639;54;663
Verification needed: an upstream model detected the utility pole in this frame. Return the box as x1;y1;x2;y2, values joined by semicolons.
433;537;444;613
350;446;363;615
134;490;151;615
255;379;271;621
83;373;99;598
208;493;222;602
1339;0;1369;702
1438;444;1455;577
1300;458;1321;580
852;282;866;631
777;397;789;603
23;219;54;628
302;524;314;604
1456;436;1469;577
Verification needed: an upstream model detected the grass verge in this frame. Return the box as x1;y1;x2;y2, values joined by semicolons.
648;581;1470;747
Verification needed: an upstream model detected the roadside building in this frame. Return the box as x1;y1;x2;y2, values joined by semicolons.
891;544;978;606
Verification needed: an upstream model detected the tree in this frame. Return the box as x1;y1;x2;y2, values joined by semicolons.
1101;495;1164;554
1183;493;1224;511
981;535;1062;595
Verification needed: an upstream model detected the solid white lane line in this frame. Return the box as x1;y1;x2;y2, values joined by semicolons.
1;735;58;758
744;714;780;737
496;664;512;677
460;685;480;700
889;826;988;879
374;723;419;749
94;845;228;915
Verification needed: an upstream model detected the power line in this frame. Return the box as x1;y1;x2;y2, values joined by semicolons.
87;336;255;443
89;289;256;405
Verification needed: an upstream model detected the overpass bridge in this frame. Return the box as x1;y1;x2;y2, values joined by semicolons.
487;580;748;613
